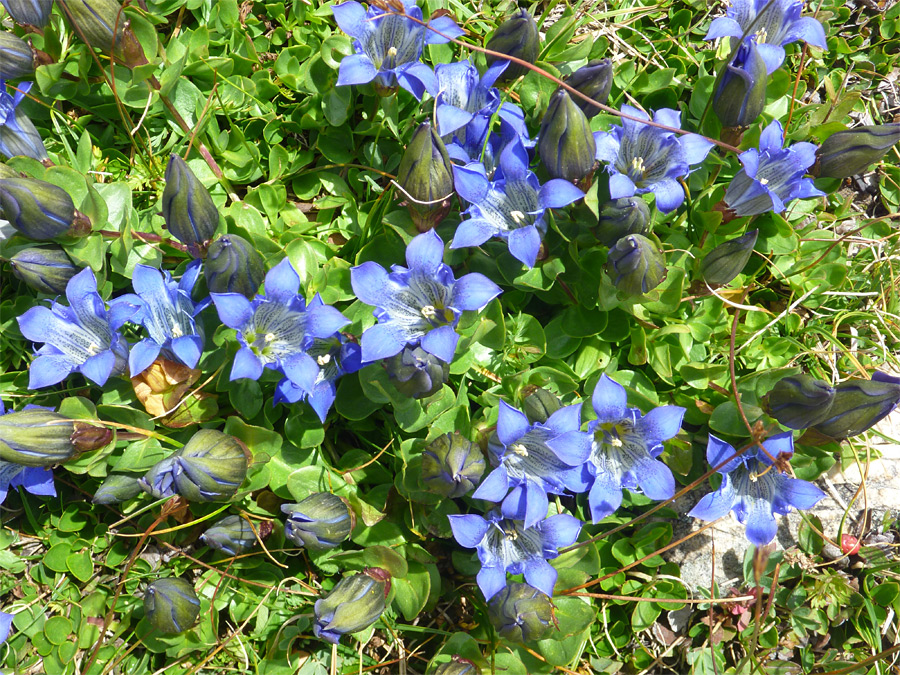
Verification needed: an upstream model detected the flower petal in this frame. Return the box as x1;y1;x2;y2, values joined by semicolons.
497;400;530;446
688;479;738;522
704;17;743;40
523;559;557;598
211;293;254;329
778;477;825;510
638;405;685;446
424;15;464;44
635;457;675;501
28;354;74;389
544;403;583;437
744;497;778;546
405;230;445;271
651;177;686;213
80;350;116;386
306;303;351;339
420;324;458;363
129;339;161;376
759;120;785;154
16;466;55;497
476;565;508;601
448;513;489;548
283;353;320;393
706;434;743;474
359;322;406;362
538;179;585;209
507;226;541;268
231;346;264;381
588;469;623;522
350;262;391;309
337;54;377;86
608;172;637;200
756;43;786;75
541;513;582;550
451;272;501;311
331;1;367;38
679;133;715;166
171;335;203;369
451;218;496;249
264;258;301;302
592;374;627;423
547;431;592;468
397;62;437;98
472;466;510;502
452;163;490;203
786;16;827;50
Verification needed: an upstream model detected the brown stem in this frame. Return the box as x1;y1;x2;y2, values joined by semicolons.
97;229;189;253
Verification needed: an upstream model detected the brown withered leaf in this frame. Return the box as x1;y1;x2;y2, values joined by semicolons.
131;358;216;427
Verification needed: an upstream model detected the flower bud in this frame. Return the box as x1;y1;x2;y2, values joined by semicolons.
764;374;836;430
421;432;484;498
434;658;478;675
10;245;80;295
0;108;48;162
397;123;454;232
0;408;77;466
204;234;266;299
485;9;540;83
92;474;142;504
71;421;113;451
538;88;597;182
200;514;266;556
522;387;560;424
144;578;200;635
814;124;900;179
566;59;612;119
282;492;354;551
314;572;388;644
488;582;554;643
811;372;900;440
0;163;18;179
385;346;449;399
0;32;36;80
700;229;758;286
60;0;148;68
596;197;651;247
606;234;666;296
0;177;76;240
0;0;52;27
139;429;249;502
162;155;219;256
713;41;767;130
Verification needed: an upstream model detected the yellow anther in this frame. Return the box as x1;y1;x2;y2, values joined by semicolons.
759;178;769;186
631;157;646;175
387;46;398;60
749;471;759;482
610;436;623;448
317;354;332;366
171;325;184;338
511;443;529;457
755;28;768;44
505;528;519;541
87;342;101;355
421;305;437;318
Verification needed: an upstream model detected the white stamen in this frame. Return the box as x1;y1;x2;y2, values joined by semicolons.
264;332;276;343
317;354;332;366
510;210;527;224
755;28;768;44
387;46;397;60
759;178;769;186
86;342;101;356
505;527;518;541
511;443;529;457
171;325;183;338
631;157;646;175
421;305;437;318
749;471;759;482
610;436;623;448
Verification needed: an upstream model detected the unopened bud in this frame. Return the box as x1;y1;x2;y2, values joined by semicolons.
421;432;484;498
597;197;651;246
71;421;113;451
812;371;900;440
538;88;596;182
10;245;81;295
488;582;554;643
397;123;454;232
606;234;666;296
713;41;767;130
815;124;900;179
282;492;354;551
0;0;52;27
162;155;219;256
204;234;266;299
60;0;148;68
700;229;758;285
0;177;76;240
144;578;200;635
0;408;77;466
314;572;387;644
522;388;561;425
200;514;265;556
764;374;835;430
385;346;449;399
566;59;612;118
0;32;36;80
92;474;142;504
485;9;540;83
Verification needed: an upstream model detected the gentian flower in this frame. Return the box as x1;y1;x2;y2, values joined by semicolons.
0;400;54;506
331;0;463;99
474;401;587;528
705;0;828;74
0;80;47;160
594;105;713;214
111;261;208;377
350;230;502;363
723;120;823;217
688;432;825;546
17;267;134;388
448;509;582;601
211;258;351;393
434;60;507;139
452;139;585;267
549;374;685;523
0;609;13;644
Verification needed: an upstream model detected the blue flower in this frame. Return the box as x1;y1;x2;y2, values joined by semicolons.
474;401;588;528
0;400;54;506
594;105;714;214
350;230;502;364
688;432;825;546
331;0;463;100
0;80;47;160
273;330;362;422
448;510;582;601
0;609;13;644
452;139;585;267
16;267;134;388
111;261;208;377
211;258;351;393
705;0;828;74
549;375;685;523
724;120;824;217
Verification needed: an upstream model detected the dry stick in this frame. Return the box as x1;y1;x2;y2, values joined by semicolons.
815;645;900;675
710;532;719;675
97;228;189;253
568;592;756;605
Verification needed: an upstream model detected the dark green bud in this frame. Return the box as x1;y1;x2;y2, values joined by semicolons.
60;0;148;68
700;229;758;286
606;234;666;296
144;578;200;635
200;514;266;556
713;41;767;130
421;432;484;498
0;32;36;80
204;234;266;299
0;0;52;27
282;492;354;550
485;9;540;82
92;474;142;504
538;88;597;182
385;346;449;399
314;571;388;643
815;124;900;179
10;245;80;294
488;582;554;643
0;408;78;466
139;428;249;502
764;374;836;430
522;387;561;424
0;177;76;240
566;59;612;119
433;657;478;675
597;197;651;247
162;155;219;256
398;123;454;232
811;372;900;440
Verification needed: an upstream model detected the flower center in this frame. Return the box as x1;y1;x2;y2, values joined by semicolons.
171;325;183;338
421;305;437;319
755;28;768;44
511;443;529;457
264;333;276;343
317;353;331;366
759;178;769;186
510;210;527;224
631;156;646;177
87;342;101;356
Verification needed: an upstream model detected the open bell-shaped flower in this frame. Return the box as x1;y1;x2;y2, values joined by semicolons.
314;571;388;644
204;234;266;299
144;578;201;635
814;124;900;179
485;9;540;82
0;176;76;240
282;492;355;551
538;88;597;183
162;155;220;256
421;432;485;498
10;245;80;295
488;582;554;642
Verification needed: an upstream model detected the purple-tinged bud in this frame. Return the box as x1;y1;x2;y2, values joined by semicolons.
485;9;540;83
538;88;597;183
522;387;560;425
0;408;77;466
0;177;76;240
700;229;758;285
398;122;453;232
144;578;200;635
713;41;767;131
488;582;554;643
566;59;612;119
814;124;900;179
811;372;900;440
421;432;484;498
162;155;219;256
204;234;266;299
597;197;650;247
92;474;142;504
314;571;388;644
71;421;113;451
10;245;80;294
282;492;354;551
763;374;835;430
606;234;666;296
385;346;449;399
59;0;148;68
0;0;52;27
200;514;266;556
434;658;478;675
0;33;36;80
